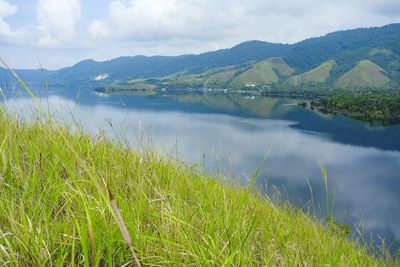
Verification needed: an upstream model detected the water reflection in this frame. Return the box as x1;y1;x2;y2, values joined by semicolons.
1;86;400;252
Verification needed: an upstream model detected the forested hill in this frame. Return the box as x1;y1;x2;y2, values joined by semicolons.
1;23;400;90
49;41;290;83
284;23;400;72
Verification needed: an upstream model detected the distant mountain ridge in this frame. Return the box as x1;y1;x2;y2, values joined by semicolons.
1;23;400;90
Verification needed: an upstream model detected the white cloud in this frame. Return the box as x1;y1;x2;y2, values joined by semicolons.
89;20;109;39
1;0;400;68
89;0;237;42
0;0;17;36
36;0;82;46
38;34;60;48
88;0;400;47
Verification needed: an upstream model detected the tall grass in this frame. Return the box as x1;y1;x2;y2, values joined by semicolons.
1;108;397;266
0;59;396;265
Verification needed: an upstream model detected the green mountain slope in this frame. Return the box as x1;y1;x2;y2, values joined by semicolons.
268;57;294;77
230;60;278;87
336;60;390;88
283;23;400;74
99;57;393;93
2;23;400;90
229;58;293;87
287;60;337;86
204;69;237;87
369;48;393;56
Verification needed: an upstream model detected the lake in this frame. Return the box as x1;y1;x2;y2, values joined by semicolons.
2;85;400;253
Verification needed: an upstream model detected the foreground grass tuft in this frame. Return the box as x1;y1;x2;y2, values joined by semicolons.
0;110;393;266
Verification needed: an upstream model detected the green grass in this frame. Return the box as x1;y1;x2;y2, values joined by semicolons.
336;60;390;88
229;58;293;88
369;48;393;56
268;57;294;77
230;60;280;87
204;69;237;87
288;60;337;86
0;109;394;266
0;57;395;266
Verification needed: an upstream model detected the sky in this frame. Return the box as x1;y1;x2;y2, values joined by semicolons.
0;0;399;69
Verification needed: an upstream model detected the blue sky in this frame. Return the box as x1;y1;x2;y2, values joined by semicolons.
1;0;399;69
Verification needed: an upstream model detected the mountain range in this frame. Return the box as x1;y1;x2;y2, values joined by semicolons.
1;23;400;91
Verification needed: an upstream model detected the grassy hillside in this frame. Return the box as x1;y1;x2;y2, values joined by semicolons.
288;60;337;86
369;48;393;56
0;110;389;266
204;69;237;87
230;60;280;87
268;57;294;77
95;55;395;93
47;41;291;83
336;60;390;88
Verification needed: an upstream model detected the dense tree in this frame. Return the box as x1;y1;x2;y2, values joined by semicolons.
310;89;400;124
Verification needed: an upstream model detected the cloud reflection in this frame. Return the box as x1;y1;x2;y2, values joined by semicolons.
3;94;400;250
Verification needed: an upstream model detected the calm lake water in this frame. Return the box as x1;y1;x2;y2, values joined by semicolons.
2;85;400;252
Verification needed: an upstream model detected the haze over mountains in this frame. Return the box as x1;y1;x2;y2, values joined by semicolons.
1;23;400;90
